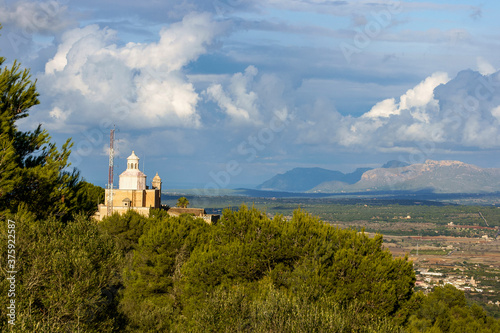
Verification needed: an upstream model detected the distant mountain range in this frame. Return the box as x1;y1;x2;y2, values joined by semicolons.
256;160;500;193
256;166;372;192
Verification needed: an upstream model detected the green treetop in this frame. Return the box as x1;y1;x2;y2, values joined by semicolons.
0;25;101;220
177;196;189;208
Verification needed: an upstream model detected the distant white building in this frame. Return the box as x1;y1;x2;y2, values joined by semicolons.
421;271;444;277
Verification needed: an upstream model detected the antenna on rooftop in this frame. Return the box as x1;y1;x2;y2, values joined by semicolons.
106;126;115;216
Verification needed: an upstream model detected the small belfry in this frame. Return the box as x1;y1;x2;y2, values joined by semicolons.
152;172;162;192
119;151;147;190
94;151;162;221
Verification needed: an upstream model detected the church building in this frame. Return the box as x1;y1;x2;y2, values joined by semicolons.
93;151;162;221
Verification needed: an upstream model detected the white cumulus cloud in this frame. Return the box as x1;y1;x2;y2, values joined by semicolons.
205;65;264;126
296;69;500;151
362;97;398;119
117;12;225;72
476;57;496;76
39;13;225;131
491;105;500;122
363;72;449;120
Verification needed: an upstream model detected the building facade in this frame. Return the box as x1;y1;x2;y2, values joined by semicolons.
166;207;220;224
93;151;162;221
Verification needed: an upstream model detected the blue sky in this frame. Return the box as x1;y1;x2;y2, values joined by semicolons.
1;0;500;190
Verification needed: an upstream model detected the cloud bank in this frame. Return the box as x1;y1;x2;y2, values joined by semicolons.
21;8;500;170
38;12;226;131
295;69;500;150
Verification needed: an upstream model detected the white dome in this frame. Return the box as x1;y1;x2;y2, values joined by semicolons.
119;151;146;190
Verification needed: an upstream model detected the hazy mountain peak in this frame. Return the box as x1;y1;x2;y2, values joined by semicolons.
381;160;410;168
352;159;497;193
256;166;371;192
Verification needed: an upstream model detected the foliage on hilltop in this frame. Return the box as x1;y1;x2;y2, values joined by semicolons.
97;207;500;333
105;206;416;332
406;285;500;332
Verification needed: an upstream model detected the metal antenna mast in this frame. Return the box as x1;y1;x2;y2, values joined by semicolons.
107;126;115;216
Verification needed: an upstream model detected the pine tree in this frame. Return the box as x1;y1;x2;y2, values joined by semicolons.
0;26;97;220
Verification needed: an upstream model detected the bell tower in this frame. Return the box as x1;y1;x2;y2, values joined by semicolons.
118;151;147;190
152;172;162;192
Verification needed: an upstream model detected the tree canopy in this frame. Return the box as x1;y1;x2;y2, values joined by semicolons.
113;205;415;331
0;211;122;332
0;28;99;221
100;205;500;332
176;196;189;208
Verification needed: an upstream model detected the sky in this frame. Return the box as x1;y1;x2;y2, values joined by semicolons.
1;0;500;190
